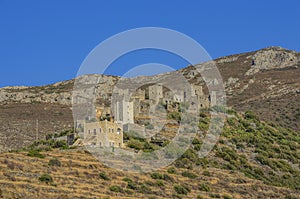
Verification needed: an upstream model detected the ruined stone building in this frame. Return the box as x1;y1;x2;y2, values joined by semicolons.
96;106;111;120
110;86;135;125
131;88;146;117
114;100;134;125
191;84;203;97
173;92;185;102
191;84;209;108
209;91;217;106
84;119;123;148
132;88;145;101
132;98;141;117
148;84;163;102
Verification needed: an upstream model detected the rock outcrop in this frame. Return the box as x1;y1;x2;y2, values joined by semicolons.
246;46;299;75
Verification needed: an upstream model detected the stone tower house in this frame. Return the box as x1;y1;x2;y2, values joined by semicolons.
115;100;134;125
148;84;163;102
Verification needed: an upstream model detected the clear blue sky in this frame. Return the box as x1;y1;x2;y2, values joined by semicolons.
0;0;299;87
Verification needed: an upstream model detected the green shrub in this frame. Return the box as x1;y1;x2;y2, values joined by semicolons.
109;185;122;192
175;157;193;169
216;147;238;162
27;138;69;151
244;111;258;121
124;189;133;195
199;183;210;192
127;181;138;190
150;172;163;180
210;193;221;198
223;194;233;199
196;158;209;168
172;194;182;199
27;149;45;158
143;142;158;152
144;180;155;186
122;177;133;183
167;167;176;174
139;184;152;194
202;170;211;177
192;138;202;145
150;172;173;182
127;139;145;150
198;121;209;131
148;197;158;199
51;140;69;149
38;174;53;184
182;148;198;160
155;180;164;187
168;111;181;122
193;144;202;151
99;172;110;181
163;174;174;182
182;171;197;179
175;148;200;168
174;184;190;195
48;158;61;166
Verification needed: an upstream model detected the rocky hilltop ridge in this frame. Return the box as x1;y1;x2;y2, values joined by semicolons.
0;79;74;105
1;46;298;106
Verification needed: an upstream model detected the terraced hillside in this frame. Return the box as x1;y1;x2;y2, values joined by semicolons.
0;111;299;199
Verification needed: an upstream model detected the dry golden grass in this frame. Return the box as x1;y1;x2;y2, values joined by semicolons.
0;148;298;199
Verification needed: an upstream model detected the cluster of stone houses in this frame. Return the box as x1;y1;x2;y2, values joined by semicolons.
82;83;216;148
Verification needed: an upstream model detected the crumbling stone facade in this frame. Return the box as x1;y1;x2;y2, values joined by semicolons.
84;120;123;148
114;100;134;125
209;91;217;106
191;84;209;108
148;84;163;102
133;88;145;101
96;106;111;120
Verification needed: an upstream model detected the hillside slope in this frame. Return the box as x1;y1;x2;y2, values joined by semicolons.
214;47;300;131
0;46;299;151
0;110;299;198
